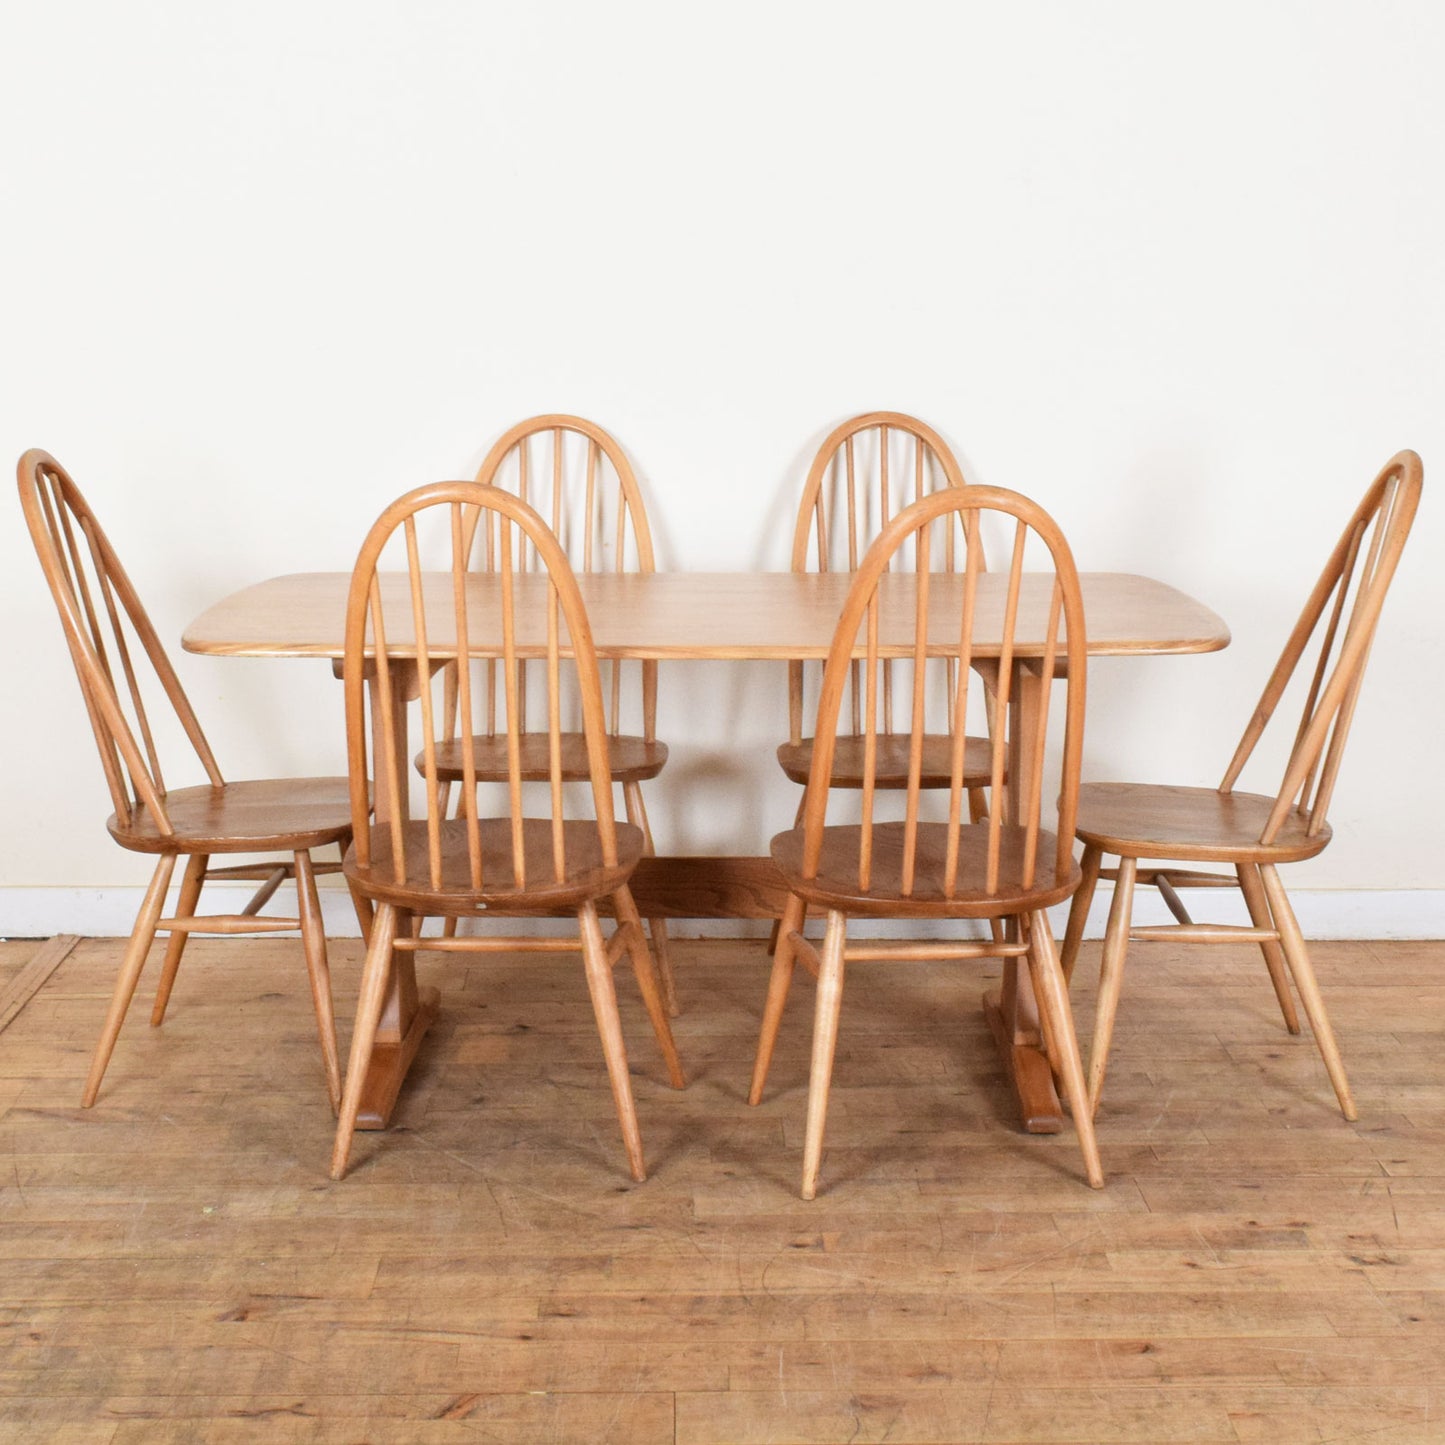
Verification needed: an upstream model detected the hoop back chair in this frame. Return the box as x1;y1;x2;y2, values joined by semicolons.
1059;450;1423;1120
331;481;684;1182
750;485;1103;1198
426;416;677;1013
18;449;353;1110
781;412;995;806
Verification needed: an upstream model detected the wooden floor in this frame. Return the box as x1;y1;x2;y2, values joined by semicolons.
1;932;1443;1443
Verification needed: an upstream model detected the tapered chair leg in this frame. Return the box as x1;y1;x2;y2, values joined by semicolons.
1258;864;1357;1121
749;891;806;1106
801;909;848;1201
1236;863;1301;1035
331;902;399;1180
647;918;677;1016
347;882;376;941
765;916;783;957
150;853;207;1026
294;850;342;1113
578;901;647;1182
1028;911;1104;1188
1060;844;1102;986
83;854;176;1107
612;885;685;1089
1087;855;1137;1117
338;837;374;942
1029;923;1063;1080
766;793;809;957
968;789;1005;948
623;780;678;1016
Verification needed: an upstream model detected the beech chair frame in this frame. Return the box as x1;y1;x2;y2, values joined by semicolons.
18;449;352;1111
785;412;989;762
331;481;684;1183
1060;450;1424;1120
750;485;1102;1198
426;415;677;1013
776;412;1000;949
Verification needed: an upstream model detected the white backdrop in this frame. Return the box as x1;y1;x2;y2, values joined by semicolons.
3;1;1441;935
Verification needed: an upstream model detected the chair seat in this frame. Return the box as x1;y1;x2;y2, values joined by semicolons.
771;821;1079;918
424;732;668;784
1075;782;1333;865
346;817;645;912
777;732;996;789
108;778;354;855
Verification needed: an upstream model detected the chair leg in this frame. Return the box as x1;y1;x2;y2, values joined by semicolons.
150;853;207;1026
1236;863;1301;1035
1030;928;1063;1079
294;850;342;1113
968;790;1005;947
623;780;678;1016
330;902;399;1181
612;885;685;1089
1258;864;1357;1121
1060;844;1102;986
767;902;810;958
766;793;809;957
82;854;176;1108
578;900;647;1183
749;891;806;1106
765;916;783;957
339;837;374;942
647;919;677;1017
801;909;847;1201
1028;911;1104;1188
1088;855;1136;1118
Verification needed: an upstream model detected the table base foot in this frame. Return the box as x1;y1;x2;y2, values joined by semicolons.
983;987;1063;1134
354;985;440;1131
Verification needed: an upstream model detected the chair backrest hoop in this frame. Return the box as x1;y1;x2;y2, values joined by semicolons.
344;481;622;894
798;485;1087;900
473;414;657;573
788;412;971;746
17;449;223;836
790;411;967;572
1218;450;1422;844
467;415;657;744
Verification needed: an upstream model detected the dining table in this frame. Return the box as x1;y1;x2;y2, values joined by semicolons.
184;569;1229;1136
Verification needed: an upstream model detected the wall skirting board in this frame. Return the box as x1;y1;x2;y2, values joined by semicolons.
2;886;1442;942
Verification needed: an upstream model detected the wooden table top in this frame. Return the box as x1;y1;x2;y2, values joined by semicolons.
183;571;1230;662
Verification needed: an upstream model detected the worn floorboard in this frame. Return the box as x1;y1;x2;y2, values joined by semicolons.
0;934;1441;1442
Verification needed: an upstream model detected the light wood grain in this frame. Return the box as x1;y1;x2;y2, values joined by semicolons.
752;487;1101;1198
17;451;352;1113
182;548;1230;1139
2;934;1443;1440
1060;450;1423;1123
435;417;677;1012
0;935;78;1034
330;482;684;1182
781;412;994;808
184;570;1231;662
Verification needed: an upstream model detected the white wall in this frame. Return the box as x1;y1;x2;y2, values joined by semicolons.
3;2;1441;934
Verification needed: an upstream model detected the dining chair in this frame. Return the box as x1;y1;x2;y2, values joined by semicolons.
1059;450;1423;1120
424;416;678;1013
781;413;996;804
330;481;685;1182
774;413;1001;949
17;449;354;1110
749;485;1103;1199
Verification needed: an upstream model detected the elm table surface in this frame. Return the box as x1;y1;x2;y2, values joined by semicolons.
185;570;1230;1134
